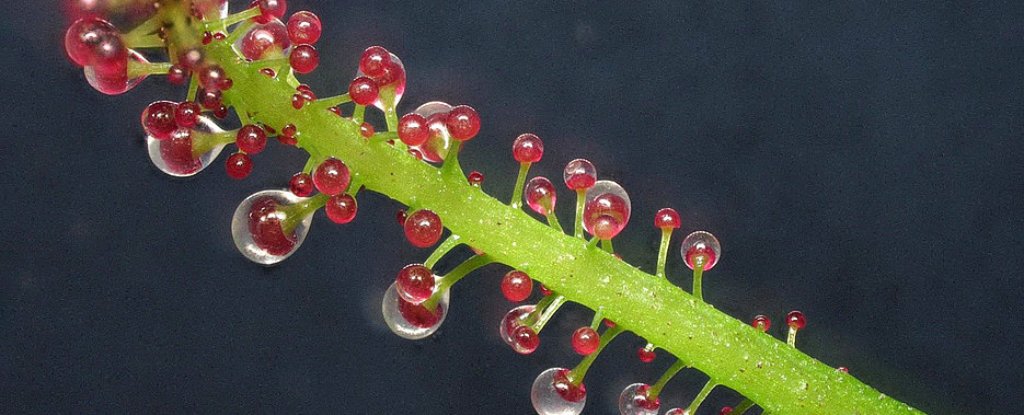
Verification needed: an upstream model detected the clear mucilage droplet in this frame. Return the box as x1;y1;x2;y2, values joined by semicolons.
382;281;449;340
357;52;406;111
146;115;226;177
84;49;149;95
237;18;291;61
583;180;631;239
618;383;660;415
230;189;314;265
531;367;586;415
680;230;721;270
499;304;536;352
408;101;453;163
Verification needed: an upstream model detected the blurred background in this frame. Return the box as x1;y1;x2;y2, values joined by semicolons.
1;1;1021;413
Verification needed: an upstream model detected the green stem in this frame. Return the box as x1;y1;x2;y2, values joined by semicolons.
224;19;254;45
158;29;931;415
215;7;261;30
281;193;328;234
647;359;688;400
574;188;586;238
732;399;757;415
423;235;462;269
601;238;614;254
509;162;530;209
353;105;366;124
692;261;705;302
186;74;199;102
686;380;718;415
309;94;352;111
529;294;566;333
128;61;173;78
656;228;671;278
422;254;493;310
544;211;563;233
788;327;798;347
567;325;624;386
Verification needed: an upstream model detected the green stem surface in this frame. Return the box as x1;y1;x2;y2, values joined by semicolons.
151;4;928;414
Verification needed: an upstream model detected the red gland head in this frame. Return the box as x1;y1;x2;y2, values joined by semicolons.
252;0;287;24
196;87;222;109
620;383;661;413
348;76;379;106
500;304;536;351
552;369;587;403
84;49;148;95
404;209;443;248
397;296;444;329
525;176;558;216
325;194;357;224
638;346;656;363
236;124;267;154
786;310;806;329
512;133;544;163
148;116;227;177
313;157;351;195
680;231;721;271
511;325;540;354
395;264;435;304
246;195;296;256
563;158;597;190
289;44;319;74
751;314;771;332
654;208;681;229
141;101;179;140
408;102;454;163
288;172;313;197
360;123;375;138
358;50;406;111
571;327;600;355
286;11;321;44
398;113;430;146
467;171;484;186
446;105;481;141
174;101;200;128
225;152;253;179
720;407;734;415
359;46;392;79
167;65;188;85
241;19;291;60
583;181;631;240
199;64;228;90
501;270;533;302
64;17;121;67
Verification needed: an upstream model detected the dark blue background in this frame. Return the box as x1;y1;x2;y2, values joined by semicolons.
2;1;1021;414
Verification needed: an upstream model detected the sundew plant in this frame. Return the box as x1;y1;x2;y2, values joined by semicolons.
5;0;1020;413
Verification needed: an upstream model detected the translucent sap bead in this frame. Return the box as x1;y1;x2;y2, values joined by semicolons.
146;115;226;177
583;180;631;239
563;158;597;190
83;49;149;95
499;305;537;354
618;383;660;415
525;176;557;215
382;281;449;340
230;189;314;265
680;231;721;270
531;367;586;415
664;409;689;415
238;18;291;61
409;101;453;163
357;52;406;111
